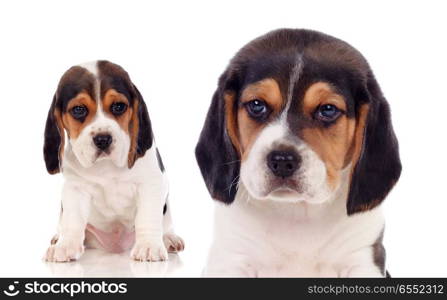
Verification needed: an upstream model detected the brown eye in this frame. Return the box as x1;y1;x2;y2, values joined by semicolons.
70;105;88;120
245;99;270;120
111;102;128;116
315;104;341;123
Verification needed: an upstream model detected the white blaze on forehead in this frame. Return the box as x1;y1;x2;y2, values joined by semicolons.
277;54;303;141
78;60;99;77
77;61;101;109
77;60;106;116
282;54;303;118
78;61;114;125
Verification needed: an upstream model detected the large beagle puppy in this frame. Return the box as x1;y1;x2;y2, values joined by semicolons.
196;29;401;277
44;60;184;262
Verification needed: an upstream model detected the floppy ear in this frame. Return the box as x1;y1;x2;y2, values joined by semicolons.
43;95;65;174
347;73;402;215
195;72;241;204
128;85;153;168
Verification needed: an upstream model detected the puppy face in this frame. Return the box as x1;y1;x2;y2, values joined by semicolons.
196;29;401;214
44;60;153;173
233;80;363;204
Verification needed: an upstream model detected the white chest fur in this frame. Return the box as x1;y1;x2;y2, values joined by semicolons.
205;185;385;277
87;179;138;230
61;146;166;231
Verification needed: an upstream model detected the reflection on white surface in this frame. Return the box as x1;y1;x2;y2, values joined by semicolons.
44;249;183;277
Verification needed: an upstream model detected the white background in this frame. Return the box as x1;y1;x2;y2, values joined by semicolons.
0;0;446;277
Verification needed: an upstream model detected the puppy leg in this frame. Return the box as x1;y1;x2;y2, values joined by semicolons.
203;245;257;277
45;183;91;262
162;204;184;253
131;181;168;262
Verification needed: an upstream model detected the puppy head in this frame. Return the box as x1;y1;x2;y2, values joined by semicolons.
196;29;401;215
44;60;152;172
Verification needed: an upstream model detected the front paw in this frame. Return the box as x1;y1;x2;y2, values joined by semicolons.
131;240;168;262
163;233;185;253
45;239;84;262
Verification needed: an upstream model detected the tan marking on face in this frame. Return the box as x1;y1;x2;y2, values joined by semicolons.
300;82;355;189
61;92;97;139
224;91;240;153
347;104;369;174
225;78;284;161
239;78;283;112
127;99;139;168
52;108;65;174
102;89;132;134
301;82;347;115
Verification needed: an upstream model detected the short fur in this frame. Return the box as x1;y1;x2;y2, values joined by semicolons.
196;29;401;277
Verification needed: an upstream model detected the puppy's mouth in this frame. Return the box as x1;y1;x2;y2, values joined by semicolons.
260;178;304;200
269;177;301;192
94;149;112;161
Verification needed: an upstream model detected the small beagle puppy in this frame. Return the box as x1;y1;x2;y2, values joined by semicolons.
196;29;401;277
44;60;184;262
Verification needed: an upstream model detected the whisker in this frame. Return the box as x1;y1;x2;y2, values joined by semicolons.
225;175;240;196
222;159;241;166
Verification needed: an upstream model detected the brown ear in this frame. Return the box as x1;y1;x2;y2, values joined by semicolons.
195;70;241;204
43;94;65;174
346;72;402;215
128;85;153;168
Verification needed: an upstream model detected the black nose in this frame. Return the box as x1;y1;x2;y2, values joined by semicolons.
93;134;112;150
267;150;300;178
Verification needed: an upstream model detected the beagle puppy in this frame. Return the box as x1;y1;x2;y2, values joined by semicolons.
44;60;184;262
196;29;401;277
